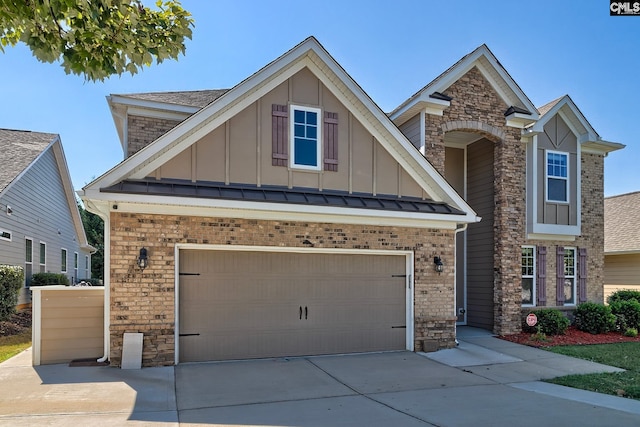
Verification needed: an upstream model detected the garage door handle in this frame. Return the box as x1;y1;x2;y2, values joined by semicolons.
305;306;308;319
299;306;302;319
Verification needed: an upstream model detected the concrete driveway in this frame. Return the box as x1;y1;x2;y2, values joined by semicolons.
1;329;640;426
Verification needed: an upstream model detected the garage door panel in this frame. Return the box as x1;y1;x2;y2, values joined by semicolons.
179;250;407;362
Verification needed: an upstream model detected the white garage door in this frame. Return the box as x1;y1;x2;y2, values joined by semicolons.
178;250;407;362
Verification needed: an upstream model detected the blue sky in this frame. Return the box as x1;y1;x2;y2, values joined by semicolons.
0;1;637;197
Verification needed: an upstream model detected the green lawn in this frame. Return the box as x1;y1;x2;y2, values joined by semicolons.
0;331;31;363
545;342;640;400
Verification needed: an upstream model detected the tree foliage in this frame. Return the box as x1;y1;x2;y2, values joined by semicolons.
0;0;194;81
78;201;104;280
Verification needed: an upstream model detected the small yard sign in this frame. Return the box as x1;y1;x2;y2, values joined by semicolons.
526;313;538;327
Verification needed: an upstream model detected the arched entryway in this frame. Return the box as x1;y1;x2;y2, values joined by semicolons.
443;123;502;330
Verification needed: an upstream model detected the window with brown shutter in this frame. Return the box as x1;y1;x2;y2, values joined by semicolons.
324;112;338;171
578;247;587;303
272;104;288;166
537;246;547;306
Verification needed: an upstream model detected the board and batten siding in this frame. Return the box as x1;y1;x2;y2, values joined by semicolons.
32;287;104;365
0;146;91;305
465;139;495;330
604;253;640;302
154;67;427;199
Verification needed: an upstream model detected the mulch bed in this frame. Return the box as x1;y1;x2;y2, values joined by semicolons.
500;326;640;347
0;309;32;337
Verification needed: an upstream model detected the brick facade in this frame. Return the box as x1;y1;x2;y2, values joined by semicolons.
420;66;525;335
126;115;182;157
416;66;606;335
109;212;457;367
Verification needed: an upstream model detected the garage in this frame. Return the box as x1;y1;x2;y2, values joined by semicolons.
178;248;410;362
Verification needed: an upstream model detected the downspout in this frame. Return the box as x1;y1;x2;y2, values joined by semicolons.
454;223;468;346
81;198;111;363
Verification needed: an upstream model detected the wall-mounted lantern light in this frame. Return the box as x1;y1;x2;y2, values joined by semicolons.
137;247;148;270
434;256;444;273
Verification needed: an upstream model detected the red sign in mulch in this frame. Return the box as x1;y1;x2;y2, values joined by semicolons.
526;313;538;327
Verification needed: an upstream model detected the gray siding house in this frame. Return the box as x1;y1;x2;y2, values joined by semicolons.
0;129;94;306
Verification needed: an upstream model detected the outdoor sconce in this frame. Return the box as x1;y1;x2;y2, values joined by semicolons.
434;256;444;273
137;247;148;270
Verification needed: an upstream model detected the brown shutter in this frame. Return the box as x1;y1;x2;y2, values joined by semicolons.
578;247;587;303
536;246;547;306
556;246;565;306
323;112;338;171
272;104;288;166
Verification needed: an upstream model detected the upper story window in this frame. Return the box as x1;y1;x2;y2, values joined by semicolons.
546;151;568;203
290;105;321;170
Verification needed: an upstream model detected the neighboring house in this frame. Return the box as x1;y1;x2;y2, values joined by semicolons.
0;129;94;307
604;191;640;301
81;38;623;367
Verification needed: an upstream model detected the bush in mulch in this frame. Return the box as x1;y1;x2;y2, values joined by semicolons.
0;309;32;337
500;325;640;348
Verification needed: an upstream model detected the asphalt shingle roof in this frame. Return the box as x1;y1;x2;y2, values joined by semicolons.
0;129;56;194
604;191;640;253
117;89;229;109
537;96;563;117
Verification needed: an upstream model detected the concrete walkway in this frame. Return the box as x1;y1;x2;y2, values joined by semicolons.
0;327;639;426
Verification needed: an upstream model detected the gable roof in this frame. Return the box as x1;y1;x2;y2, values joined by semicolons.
0;128;93;251
0;129;56;194
390;44;539;127
605;191;640;254
527;95;624;155
82;37;478;227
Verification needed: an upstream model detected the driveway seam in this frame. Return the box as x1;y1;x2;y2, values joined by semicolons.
304;357;440;427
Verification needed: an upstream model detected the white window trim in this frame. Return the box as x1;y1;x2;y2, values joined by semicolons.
74;252;79;281
0;228;12;242
289;104;322;171
39;242;46;273
563;247;577;306
521;245;536;307
545;149;569;204
61;248;68;273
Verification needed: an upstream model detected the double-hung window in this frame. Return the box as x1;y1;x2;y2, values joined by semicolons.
563;247;576;305
61;248;67;273
25;238;33;287
521;246;536;306
39;242;46;273
546;151;568;202
290;105;321;170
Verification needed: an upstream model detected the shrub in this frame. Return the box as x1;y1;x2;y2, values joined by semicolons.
30;273;70;287
574;302;616;334
523;308;570;335
610;299;640;331
624;328;638;338
0;265;24;321
607;290;640;304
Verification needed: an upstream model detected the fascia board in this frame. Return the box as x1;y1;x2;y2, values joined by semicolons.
604;250;640;256
95;193;475;229
107;94;201;115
